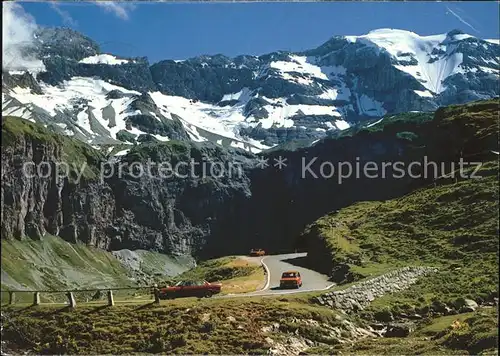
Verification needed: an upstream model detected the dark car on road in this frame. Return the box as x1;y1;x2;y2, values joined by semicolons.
158;280;222;299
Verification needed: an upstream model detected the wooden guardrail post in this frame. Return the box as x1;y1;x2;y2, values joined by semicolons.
67;292;76;308
9;291;15;305
153;285;160;304
33;292;40;306
107;290;114;306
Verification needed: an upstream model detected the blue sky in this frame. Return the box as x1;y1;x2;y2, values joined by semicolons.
20;1;500;63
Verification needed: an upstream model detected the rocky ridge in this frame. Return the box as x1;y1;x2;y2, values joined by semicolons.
2;27;499;150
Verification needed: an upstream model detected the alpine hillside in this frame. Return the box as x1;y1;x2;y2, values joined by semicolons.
1;3;499;354
2;100;498;355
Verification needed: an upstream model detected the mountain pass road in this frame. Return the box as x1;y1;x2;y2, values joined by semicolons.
224;252;334;297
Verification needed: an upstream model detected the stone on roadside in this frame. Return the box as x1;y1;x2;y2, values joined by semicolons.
385;322;414;337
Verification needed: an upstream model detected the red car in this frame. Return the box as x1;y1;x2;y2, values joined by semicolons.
249;248;266;257
279;271;303;289
158;280;222;299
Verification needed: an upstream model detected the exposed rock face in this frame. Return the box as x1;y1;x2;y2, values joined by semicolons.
2;72;43;94
1;121;256;256
1;130;111;247
101;146;255;256
150;56;257;102
33;27;100;61
313;267;439;312
30;28;156;92
39;56;157;93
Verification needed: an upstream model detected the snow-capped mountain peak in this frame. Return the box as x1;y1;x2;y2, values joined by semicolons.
345;28;498;94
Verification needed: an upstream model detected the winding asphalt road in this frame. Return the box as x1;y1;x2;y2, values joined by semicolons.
9;253;333;305
224;252;334;297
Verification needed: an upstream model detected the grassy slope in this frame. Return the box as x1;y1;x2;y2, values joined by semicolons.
328;308;498;355
1;235;132;291
172;256;265;294
4;296;496;355
301;166;499;354
296;101;500;354
0;235;193;303
332;111;434;139
303;161;498;307
300;160;498;354
302;99;498;293
2;295;344;355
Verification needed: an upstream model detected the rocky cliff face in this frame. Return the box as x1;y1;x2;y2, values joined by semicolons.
1;118;258;256
1;122;111;247
3;100;497;259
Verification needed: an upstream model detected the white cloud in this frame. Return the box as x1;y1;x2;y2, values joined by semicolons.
50;2;77;27
94;2;135;20
2;2;45;72
446;6;480;34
